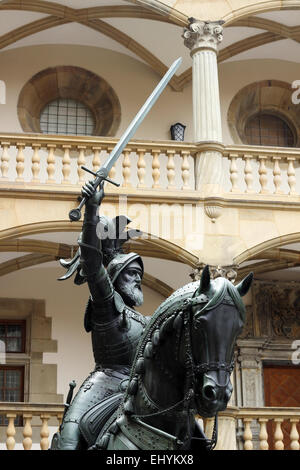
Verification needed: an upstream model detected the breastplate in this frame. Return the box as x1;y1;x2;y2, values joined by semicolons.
91;302;149;367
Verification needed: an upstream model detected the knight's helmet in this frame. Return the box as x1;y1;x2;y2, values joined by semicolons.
57;215;143;285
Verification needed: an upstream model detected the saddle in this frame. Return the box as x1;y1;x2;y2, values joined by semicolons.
79;392;123;448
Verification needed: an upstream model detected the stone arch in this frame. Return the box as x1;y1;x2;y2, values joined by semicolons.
0;220;197;299
223;1;300;24
17;66;121;136
234;232;300;265
0;220;199;267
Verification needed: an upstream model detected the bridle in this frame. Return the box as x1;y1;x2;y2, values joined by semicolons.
127;296;234;450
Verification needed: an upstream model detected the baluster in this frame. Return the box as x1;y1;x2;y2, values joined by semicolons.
290;419;299;450
40;414;50;450
244;155;255;193
258;156;269;194
22;413;33;450
151;149;161;189
92;146;101;173
258;418;269;450
1;141;10;179
229;154;240;193
272;157;283;194
181;150;190;189
243;418;253;450
31;143;41;182
16;142;25;181
23;413;32;450
287;157;297;195
122;148;132;188
77;145;86;183
62;145;71;184
6;413;16;450
46;144;56;183
166;150;176;189
107;146;116;181
137;148;146;188
274;418;284;450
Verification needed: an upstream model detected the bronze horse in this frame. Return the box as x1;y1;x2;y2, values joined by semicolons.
63;265;252;451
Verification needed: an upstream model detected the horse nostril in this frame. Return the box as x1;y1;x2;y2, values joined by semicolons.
202;385;217;401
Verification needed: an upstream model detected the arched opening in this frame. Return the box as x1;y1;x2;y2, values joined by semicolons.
17;66;121;136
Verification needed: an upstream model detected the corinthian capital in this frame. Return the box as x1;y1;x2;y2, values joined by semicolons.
183;18;224;53
190;263;238;283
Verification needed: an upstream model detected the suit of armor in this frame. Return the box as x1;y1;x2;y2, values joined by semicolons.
53;192;149;450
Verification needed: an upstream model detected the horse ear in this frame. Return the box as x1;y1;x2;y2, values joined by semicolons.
195;265;210;294
236;272;253;297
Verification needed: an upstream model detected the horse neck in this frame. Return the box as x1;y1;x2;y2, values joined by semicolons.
129;320;195;440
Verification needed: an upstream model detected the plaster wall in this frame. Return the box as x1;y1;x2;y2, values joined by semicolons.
0;46;299;149
0;44;193;141
0;45;299;147
219;59;300;145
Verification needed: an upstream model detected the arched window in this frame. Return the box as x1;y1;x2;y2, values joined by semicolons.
245;113;295;147
40;98;95;136
18;66;121;136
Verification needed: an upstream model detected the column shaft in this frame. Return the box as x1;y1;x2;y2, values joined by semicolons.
183;20;224;193
193;49;222;142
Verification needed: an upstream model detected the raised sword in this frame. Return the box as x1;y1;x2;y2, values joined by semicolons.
69;57;182;221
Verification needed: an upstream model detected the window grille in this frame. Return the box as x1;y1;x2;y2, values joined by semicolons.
245;113;295;147
0;320;25;353
40;98;95;136
0;366;24;425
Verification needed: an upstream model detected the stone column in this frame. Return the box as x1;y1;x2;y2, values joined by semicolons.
183;19;224;193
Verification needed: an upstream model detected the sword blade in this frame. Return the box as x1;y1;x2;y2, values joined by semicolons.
102;57;182;172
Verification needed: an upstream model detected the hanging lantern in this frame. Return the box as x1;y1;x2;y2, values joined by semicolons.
170;122;186;141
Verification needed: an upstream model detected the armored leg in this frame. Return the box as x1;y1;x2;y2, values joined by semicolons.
51;367;129;450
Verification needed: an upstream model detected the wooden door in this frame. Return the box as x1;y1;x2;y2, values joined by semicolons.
263;365;300;449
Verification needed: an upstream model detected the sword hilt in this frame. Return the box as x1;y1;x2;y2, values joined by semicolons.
68;166;120;222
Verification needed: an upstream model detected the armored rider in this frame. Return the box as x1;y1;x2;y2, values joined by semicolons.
52;181;149;450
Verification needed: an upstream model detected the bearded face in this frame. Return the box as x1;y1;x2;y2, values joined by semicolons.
114;260;144;308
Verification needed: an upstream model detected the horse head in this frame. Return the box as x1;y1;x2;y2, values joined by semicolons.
119;266;253;447
190;265;253;417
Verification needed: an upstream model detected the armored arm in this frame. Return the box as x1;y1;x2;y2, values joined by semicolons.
78;182;114;306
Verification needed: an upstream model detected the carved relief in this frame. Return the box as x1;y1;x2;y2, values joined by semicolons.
239;305;254;339
253;281;300;338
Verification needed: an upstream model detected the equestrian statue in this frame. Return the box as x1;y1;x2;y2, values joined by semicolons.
50;58;253;450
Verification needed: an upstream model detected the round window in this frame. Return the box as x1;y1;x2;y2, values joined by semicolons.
40;98;95;136
244;113;295;148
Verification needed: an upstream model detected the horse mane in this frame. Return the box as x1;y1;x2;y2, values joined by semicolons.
132;277;245;366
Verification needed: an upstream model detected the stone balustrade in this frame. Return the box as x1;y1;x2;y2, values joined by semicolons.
0;402;299;450
224;145;300;197
0;402;64;450
1;134;300;202
237;407;300;450
0;134;197;191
